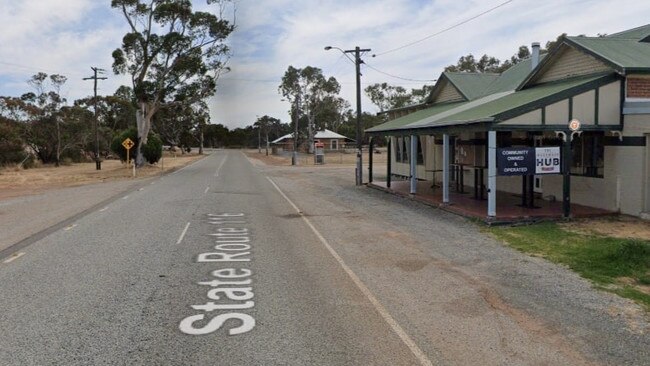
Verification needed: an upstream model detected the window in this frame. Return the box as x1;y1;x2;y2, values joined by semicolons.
330;140;338;150
417;138;424;165
571;132;604;177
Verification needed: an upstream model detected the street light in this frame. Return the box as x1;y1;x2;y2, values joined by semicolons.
325;45;371;186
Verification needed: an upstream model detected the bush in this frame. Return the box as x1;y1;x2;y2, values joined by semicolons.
142;133;162;164
110;128;162;164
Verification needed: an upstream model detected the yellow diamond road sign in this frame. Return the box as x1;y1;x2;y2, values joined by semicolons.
122;138;135;150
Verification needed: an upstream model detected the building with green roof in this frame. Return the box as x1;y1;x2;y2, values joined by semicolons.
366;24;650;221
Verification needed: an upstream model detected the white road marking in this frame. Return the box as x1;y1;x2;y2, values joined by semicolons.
151;182;156;185
138;188;144;191
3;252;25;264
99;207;108;212
204;186;210;194
177;222;191;244
63;224;77;231
122;195;129;200
266;176;434;366
214;155;227;177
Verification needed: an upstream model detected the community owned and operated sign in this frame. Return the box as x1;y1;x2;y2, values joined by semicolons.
497;147;561;176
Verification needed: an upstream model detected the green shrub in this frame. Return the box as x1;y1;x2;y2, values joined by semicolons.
142;133;162;164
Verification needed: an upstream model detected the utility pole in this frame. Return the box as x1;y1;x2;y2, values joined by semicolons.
324;46;370;185
292;95;300;165
83;67;108;170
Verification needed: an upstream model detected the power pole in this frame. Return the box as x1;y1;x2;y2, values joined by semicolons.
325;45;370;185
83;67;108;170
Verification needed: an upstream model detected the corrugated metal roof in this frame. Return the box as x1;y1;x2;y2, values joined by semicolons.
444;72;500;100
366;102;465;133
444;74;607;123
566;36;650;71
368;74;611;134
315;129;350;139
271;129;352;144
608;24;650;40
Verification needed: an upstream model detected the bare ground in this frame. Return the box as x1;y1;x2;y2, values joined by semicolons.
0;152;204;201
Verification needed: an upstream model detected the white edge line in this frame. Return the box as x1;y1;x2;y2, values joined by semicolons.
122;195;129;200
177;222;191;245
3;252;25;264
265;176;434;366
204;186;210;194
99;207;108;212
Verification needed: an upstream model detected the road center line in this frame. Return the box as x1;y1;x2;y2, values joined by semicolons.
177;222;191;244
3;252;25;264
215;155;227;177
265;177;434;366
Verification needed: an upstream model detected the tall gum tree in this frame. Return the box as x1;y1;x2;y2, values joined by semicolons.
111;0;234;166
279;66;340;153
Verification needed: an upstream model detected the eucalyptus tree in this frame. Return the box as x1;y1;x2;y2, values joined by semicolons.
279;66;340;153
0;73;73;165
111;0;234;166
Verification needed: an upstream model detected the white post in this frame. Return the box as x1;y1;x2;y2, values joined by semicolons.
410;135;418;194
488;131;497;217
443;134;450;203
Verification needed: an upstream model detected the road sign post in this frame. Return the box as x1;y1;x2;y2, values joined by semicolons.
122;138;135;169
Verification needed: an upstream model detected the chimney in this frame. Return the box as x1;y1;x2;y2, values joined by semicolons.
531;42;540;69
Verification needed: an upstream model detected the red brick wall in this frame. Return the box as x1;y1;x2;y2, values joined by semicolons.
627;77;650;98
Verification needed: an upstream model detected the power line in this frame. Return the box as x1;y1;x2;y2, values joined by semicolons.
0;60;84;77
363;62;437;83
374;0;515;57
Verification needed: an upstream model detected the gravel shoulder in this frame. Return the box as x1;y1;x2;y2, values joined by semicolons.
257;159;650;365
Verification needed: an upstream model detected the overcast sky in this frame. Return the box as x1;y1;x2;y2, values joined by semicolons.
1;0;649;129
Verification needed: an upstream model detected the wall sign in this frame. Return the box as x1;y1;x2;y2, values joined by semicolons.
497;147;561;176
497;148;534;175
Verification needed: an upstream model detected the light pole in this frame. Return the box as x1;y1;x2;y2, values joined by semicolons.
325;45;371;186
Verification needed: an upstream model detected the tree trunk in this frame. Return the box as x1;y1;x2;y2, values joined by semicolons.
308;114;314;154
199;125;204;155
55;118;61;167
135;102;153;167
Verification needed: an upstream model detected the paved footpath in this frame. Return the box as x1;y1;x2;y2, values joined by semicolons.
0;150;647;365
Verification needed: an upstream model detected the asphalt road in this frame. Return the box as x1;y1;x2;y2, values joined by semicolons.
0;150;647;365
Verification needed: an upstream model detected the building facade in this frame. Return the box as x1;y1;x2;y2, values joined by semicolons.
366;25;650;220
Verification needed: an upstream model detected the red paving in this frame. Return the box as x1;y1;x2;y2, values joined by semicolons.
369;179;615;223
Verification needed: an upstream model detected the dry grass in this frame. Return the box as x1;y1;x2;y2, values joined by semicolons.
243;148;388;166
0;152;204;201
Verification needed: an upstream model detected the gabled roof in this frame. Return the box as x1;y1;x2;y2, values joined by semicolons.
565;36;650;72
271;129;352;144
608;24;650;40
520;30;650;88
444;72;500;100
367;74;616;135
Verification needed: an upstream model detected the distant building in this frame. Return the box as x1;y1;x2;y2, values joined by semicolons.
271;129;354;152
